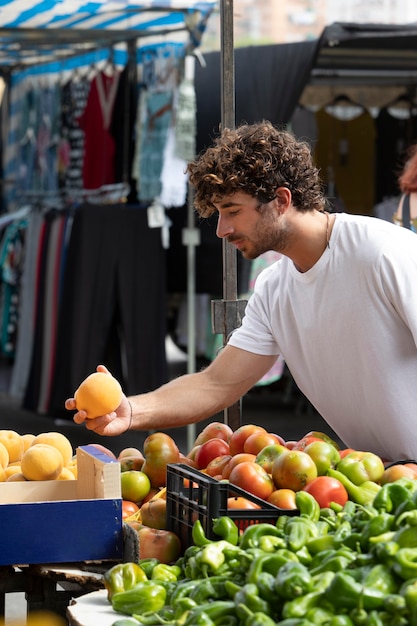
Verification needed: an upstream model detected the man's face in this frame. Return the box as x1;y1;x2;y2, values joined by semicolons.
214;191;287;259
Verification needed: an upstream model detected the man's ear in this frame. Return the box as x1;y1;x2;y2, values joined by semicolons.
274;186;291;212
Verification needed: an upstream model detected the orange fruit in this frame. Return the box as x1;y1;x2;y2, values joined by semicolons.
0;467;6;482
0;430;24;463
7;472;26;481
21;433;36;452
31;432;73;467
4;465;22;478
21;444;63;481
57;467;76;480
74;372;123;419
0;441;9;469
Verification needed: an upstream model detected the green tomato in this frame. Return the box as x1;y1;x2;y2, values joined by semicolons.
336;451;385;485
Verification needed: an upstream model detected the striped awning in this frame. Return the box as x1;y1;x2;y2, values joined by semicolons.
0;1;217;69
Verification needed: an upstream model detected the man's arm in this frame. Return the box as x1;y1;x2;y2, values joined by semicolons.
68;346;277;436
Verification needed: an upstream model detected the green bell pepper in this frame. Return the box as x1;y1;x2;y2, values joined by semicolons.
327;468;381;506
233;583;273;618
295;490;320;522
247;552;297;586
151;563;181;582
213;516;239;546
400;578;417;625
275;561;313;600
362;563;399;594
239;523;283;550
327;617;354;626
373;481;414;515
361;512;395;547
111;581;167;616
244;611;277;626
103;562;147;600
195;540;243;574
305;606;336;624
281;589;324;619
182;600;237;626
137;558;159;579
326;571;387;611
284;516;318;552
394;547;417;580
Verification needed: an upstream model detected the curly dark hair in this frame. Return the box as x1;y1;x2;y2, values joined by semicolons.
187;120;326;217
398;143;417;193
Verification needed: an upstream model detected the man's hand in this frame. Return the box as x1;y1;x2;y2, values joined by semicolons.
65;364;132;436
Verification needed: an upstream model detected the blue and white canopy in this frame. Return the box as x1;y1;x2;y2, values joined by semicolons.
0;1;217;70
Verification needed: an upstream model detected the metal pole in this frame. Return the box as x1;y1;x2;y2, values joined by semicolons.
211;0;247;431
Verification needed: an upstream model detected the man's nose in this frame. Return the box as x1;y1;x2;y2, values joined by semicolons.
216;214;232;238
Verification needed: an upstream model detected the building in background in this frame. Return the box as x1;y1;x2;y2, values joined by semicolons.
202;0;417;50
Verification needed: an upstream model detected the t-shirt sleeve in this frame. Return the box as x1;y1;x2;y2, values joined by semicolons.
228;266;280;356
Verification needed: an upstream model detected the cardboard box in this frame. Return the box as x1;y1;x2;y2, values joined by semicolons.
0;445;123;566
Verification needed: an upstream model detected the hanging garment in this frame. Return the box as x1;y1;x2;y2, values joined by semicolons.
314;106;376;215
10;210;44;400
60;75;90;192
136;90;173;202
0;217;27;358
23;210;70;413
47;202;167;420
110;64;139;201
375;106;417;202
78;70;120;189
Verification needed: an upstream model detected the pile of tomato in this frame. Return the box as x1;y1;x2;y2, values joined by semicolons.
183;422;417;511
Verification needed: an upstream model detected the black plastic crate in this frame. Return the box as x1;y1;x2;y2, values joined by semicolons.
166;463;298;549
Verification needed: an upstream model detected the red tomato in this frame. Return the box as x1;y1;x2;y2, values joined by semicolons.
292;435;323;451
194;422;233;446
222;453;257;479
205;454;232;477
122;499;139;520
195;438;231;469
303;475;349;508
140;498;167;529
244;431;286;455
404;463;417;477
381;464;417;484
178;453;198;469
285;441;297;450
227;496;261;510
267;488;297;510
339;448;355;458
271;450;317;491
142;432;180;488
228;461;274;500
229;424;267;456
137;527;182;563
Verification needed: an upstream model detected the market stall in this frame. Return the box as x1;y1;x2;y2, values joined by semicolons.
0;0;216;424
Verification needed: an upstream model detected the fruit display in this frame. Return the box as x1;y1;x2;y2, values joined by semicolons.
0;429;77;482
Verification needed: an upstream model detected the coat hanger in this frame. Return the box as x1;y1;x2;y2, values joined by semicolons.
324;93;365;121
383;92;417;119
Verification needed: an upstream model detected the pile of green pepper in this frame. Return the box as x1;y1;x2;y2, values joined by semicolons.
106;479;417;626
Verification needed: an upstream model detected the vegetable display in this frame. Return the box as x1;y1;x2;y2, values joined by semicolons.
108;476;417;625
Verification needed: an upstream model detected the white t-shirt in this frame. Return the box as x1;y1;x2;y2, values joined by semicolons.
228;212;417;461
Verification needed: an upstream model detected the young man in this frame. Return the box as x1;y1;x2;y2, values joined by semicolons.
67;120;417;461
